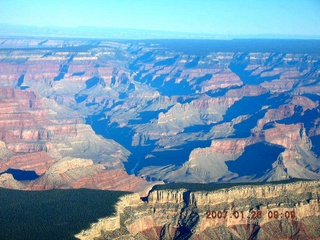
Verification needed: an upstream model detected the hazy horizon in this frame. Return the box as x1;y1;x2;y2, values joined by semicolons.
0;0;320;39
2;23;320;40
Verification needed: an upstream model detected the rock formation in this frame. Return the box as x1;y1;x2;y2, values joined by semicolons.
0;87;153;195
75;180;320;239
27;157;154;196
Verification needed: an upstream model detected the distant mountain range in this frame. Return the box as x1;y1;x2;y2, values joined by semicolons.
1;24;320;39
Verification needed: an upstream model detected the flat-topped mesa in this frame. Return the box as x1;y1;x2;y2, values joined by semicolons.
75;180;320;240
208;138;256;155
190;180;319;206
225;85;269;97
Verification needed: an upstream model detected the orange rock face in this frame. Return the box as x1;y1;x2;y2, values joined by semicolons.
264;123;307;149
209;138;256;155
1;152;56;175
33;156;155;196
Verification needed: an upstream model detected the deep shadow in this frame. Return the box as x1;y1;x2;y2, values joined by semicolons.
226;142;285;178
0;188;130;240
1;168;39;181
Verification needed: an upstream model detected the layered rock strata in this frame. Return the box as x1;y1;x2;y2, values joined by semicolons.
0;88;154;194
0;38;320;184
75;180;320;239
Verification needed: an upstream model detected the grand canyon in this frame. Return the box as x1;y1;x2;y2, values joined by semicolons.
0;37;319;239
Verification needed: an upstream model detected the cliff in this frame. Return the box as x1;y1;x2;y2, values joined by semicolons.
0;87;154;194
75;180;320;239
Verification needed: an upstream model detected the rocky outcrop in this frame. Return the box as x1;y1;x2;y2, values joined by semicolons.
75;180;320;239
75;193;142;239
27;157;154;196
0;173;25;189
263;123;320;179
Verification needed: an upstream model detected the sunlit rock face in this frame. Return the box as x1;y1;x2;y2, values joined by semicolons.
75;180;320;240
0;38;319;186
0;88;152;195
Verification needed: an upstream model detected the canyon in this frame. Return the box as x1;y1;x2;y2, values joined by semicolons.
0;37;319;239
0;38;319;190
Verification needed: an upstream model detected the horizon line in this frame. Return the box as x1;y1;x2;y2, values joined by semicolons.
1;24;320;40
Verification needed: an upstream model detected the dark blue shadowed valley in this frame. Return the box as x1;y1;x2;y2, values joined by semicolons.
0;168;40;181
226;142;285;178
87;114;212;175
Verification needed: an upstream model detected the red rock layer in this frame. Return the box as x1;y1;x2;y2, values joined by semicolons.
0;88;76;144
209;138;258;155
28;158;154;196
0;152;57;175
264;123;308;150
0;88;154;195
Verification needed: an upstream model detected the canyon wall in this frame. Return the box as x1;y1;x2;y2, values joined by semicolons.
75;180;320;239
0;87;153;195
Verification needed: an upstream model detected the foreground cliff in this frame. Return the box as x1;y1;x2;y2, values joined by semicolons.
75;180;320;239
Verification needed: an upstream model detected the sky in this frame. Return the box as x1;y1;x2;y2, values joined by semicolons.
0;0;320;38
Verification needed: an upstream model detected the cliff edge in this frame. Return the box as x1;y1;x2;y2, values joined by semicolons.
75;179;320;239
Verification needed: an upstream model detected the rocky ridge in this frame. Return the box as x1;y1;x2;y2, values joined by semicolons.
75;180;320;239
